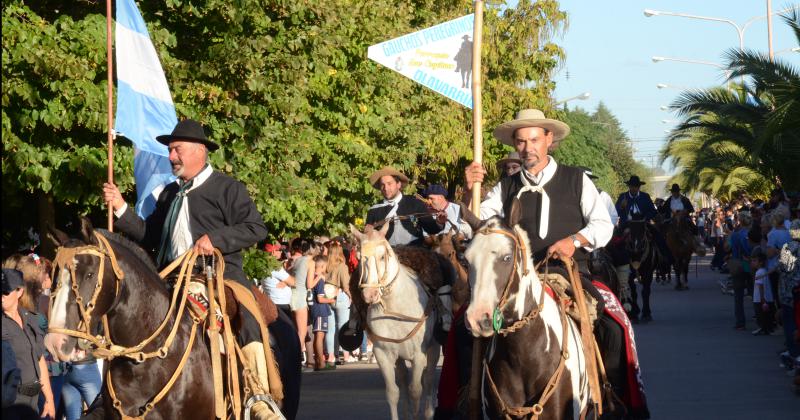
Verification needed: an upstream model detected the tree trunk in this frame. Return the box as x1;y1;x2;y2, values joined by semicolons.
37;191;56;259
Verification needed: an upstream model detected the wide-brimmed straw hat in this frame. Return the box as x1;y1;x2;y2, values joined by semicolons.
156;119;219;151
492;109;570;147
496;152;523;171
368;166;409;189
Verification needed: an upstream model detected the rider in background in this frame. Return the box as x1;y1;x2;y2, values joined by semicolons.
660;184;704;249
615;176;672;264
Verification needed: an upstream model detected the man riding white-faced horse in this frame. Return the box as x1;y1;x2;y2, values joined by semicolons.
448;109;649;419
77;119;300;419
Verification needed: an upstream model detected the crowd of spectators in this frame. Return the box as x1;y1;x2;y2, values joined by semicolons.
258;237;370;373
695;188;800;391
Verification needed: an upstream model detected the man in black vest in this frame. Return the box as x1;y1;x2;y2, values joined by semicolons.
661;184;698;231
102;119;283;420
365;166;445;245
464;109;613;265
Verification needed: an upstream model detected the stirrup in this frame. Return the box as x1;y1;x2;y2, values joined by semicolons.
244;394;285;420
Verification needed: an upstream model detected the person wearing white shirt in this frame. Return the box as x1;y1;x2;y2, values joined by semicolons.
422;184;473;239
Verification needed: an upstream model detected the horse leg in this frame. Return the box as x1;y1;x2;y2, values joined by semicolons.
396;359;412;419
641;275;653;322
408;353;428;419
628;276;640;322
421;344;440;420
374;350;401;420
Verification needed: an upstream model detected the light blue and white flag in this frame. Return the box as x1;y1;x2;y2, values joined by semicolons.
368;14;475;109
115;0;177;218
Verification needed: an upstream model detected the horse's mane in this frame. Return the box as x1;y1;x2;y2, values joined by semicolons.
478;216;510;232
95;229;158;274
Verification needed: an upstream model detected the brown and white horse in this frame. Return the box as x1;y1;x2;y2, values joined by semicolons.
465;218;590;419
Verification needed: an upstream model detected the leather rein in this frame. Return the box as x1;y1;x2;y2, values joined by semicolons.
49;233;215;419
473;227;573;420
357;240;434;344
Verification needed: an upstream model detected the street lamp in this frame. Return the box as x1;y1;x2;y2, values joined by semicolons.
554;92;591;105
643;6;799;51
661;119;676;124
656;83;690;90
652;56;734;86
776;46;800;55
660;105;670;111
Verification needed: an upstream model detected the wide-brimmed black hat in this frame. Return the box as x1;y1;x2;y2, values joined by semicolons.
624;175;646;186
670;183;681;192
338;326;364;352
156;119;219;151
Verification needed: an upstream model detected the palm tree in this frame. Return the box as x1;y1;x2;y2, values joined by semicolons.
662;10;800;196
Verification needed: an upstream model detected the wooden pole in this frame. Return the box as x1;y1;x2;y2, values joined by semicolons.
468;5;484;419
766;0;775;61
106;0;115;231
470;1;484;216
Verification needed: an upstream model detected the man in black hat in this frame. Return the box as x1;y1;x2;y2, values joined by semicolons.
615;175;657;226
423;184;473;238
102;119;280;419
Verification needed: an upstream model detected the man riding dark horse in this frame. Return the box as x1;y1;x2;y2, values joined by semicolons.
659;184;703;242
103;119;295;419
460;109;649;419
616;176;672;269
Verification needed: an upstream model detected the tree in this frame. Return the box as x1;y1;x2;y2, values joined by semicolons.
662;10;800;199
2;0;569;253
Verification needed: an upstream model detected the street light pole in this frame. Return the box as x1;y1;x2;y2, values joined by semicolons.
555;91;591;105
652;56;733;87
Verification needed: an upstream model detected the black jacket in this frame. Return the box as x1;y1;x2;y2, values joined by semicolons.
115;171;267;283
365;195;442;246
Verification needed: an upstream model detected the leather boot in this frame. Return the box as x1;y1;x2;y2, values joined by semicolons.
437;285;453;331
242;342;282;420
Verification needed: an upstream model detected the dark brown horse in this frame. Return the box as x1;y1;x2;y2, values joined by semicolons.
664;211;696;291
45;222;300;419
624;219;660;323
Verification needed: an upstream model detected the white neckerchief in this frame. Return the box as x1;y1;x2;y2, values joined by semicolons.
670;195;684;212
628;191;641;215
170;165;214;260
517;157;557;239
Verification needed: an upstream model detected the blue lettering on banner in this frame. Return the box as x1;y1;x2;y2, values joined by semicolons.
412;69;473;109
380;14;474;56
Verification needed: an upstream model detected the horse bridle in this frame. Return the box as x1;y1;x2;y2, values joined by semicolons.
473;227;575;419
357;240;434;344
49;232;204;363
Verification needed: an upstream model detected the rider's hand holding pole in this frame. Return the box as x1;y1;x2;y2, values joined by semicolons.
102;182;126;212
463;161;486;208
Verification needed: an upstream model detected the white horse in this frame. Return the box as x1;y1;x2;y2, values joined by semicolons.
464;218;590;419
350;223;440;420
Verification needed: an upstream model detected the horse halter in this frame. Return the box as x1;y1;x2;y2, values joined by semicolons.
474;227;545;334
357;241;397;297
50;232;125;353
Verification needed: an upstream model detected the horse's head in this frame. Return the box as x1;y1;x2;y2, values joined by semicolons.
429;228;459;261
464;217;534;337
625;218;649;258
350;223;398;305
45;219;123;362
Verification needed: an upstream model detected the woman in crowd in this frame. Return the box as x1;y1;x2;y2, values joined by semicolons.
325;241;354;365
4;254;65;418
1;268;55;419
288;238;316;369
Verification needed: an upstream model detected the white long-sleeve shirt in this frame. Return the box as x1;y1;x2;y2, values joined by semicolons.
478;157;613;251
599;190;619;227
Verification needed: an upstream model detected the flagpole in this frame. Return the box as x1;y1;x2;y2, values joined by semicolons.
470;1;484;216
469;4;484;419
106;0;115;231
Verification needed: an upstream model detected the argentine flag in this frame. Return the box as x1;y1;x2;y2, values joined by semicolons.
114;0;176;218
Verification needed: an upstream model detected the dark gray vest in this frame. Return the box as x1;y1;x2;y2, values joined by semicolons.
500;165;586;261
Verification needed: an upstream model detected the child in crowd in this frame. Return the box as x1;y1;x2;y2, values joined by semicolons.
751;250;776;335
309;255;335;370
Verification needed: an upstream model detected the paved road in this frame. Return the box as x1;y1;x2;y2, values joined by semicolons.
297;256;798;419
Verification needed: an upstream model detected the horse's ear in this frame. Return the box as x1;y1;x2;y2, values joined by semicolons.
79;217;97;245
349;224;364;242
378;220;390;237
47;227;70;247
457;202;482;232
423;235;435;247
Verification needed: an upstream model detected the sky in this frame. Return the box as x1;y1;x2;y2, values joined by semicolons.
547;0;800;173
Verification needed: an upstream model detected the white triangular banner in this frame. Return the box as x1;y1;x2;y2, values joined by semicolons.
368;14;474;109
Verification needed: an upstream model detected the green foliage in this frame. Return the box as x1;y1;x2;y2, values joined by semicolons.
242;247;280;282
6;1;636;247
